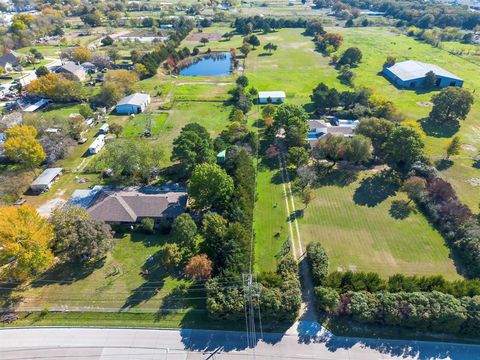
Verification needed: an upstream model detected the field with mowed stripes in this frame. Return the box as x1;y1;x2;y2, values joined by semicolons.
297;170;460;280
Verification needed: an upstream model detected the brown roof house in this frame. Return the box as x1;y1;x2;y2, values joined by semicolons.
69;186;188;224
0;49;25;72
57;62;86;81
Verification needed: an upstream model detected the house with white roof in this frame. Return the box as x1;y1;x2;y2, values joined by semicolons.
383;60;463;89
88;135;106;154
258;91;286;104
307;118;359;147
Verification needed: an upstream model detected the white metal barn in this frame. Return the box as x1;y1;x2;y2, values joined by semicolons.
30;167;63;194
258;91;286;104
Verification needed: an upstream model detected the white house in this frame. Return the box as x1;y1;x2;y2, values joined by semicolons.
88;135;106;154
258;91;286;104
30;167;63;194
115;93;151;114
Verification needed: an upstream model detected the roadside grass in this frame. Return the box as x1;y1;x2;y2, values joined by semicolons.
1;232;205;311
296;170;459;280
254;157;291;273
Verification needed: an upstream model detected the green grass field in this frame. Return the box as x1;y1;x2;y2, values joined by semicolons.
1;232;205;311
122;112;169;138
297;170;459;279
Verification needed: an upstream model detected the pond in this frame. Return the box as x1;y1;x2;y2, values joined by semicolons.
179;52;232;76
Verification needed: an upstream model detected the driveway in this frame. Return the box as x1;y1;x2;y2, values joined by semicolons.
1;326;480;359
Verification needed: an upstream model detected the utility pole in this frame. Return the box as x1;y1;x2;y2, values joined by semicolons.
243;273;261;350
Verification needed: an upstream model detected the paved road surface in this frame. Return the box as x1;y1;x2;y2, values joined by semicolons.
1;323;480;359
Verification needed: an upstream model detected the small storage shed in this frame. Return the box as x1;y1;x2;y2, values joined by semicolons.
30;167;63;194
258;91;286;104
115;93;151;114
88;135;106;154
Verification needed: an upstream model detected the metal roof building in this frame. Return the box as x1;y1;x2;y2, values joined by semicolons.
383;60;463;89
258;91;286;104
30;167;63;193
115;93;151;114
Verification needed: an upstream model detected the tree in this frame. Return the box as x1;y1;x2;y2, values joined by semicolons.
423;70;436;89
305;19;325;36
81;11;102;27
162;243;183;269
96;82;122;107
189;163;234;210
383;126;425;172
104;69;138;96
306;242;329;285
200;37;209;46
107;48;120;64
383;56;396;68
91;140;162;184
239;43;251;58
312;134;348;167
172;213;198;254
311;82;340;113
301;186;315;208
0;205;53;280
263;42;278;54
338;47;362;66
345;134;372;163
78;104;94;119
236;75;249;88
429;87;474;124
35;65;49;77
110;123;123;138
345;18;354;27
71;46;92;63
171;123;215;176
140;217;154;234
184;254;213;280
101;35;114;46
201;211;228;262
26;73;85;102
355;117;394;157
446;135;461;159
245;34;260;49
67;114;87;140
262;104;276;123
3;125;45;168
49;207;113;263
288;146;309;167
401;176;426;203
315;286;340;312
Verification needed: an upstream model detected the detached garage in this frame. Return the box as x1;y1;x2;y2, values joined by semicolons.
30;167;63;194
115;93;151;115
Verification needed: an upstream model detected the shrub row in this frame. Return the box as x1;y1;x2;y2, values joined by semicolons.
415;174;480;278
324;271;480;298
306;242;329;285
316;288;480;336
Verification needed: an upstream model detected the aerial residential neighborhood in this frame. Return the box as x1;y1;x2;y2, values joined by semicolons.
0;0;479;358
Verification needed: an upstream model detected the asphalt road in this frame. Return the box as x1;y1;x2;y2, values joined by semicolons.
1;322;480;359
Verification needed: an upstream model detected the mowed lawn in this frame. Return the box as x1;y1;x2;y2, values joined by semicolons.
2;232;205;310
298;171;459;280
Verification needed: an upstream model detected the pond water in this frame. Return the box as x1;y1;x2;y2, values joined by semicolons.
179;52;231;76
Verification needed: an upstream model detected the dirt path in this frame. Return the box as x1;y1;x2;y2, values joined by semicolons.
276;145;317;323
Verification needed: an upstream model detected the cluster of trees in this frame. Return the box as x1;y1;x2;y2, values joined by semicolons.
324;271;480;298
313;132;372;167
311;83;400;121
0;204;113;281
137;17;194;77
429;87;474;125
26;73;86;102
315;32;344;55
228;75;256;114
233;16;309;35
94;69;139;107
207;256;301;323
3;9;65;49
315;0;480;30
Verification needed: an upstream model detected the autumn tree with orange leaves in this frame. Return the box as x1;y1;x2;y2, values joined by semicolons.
184;254;213;280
